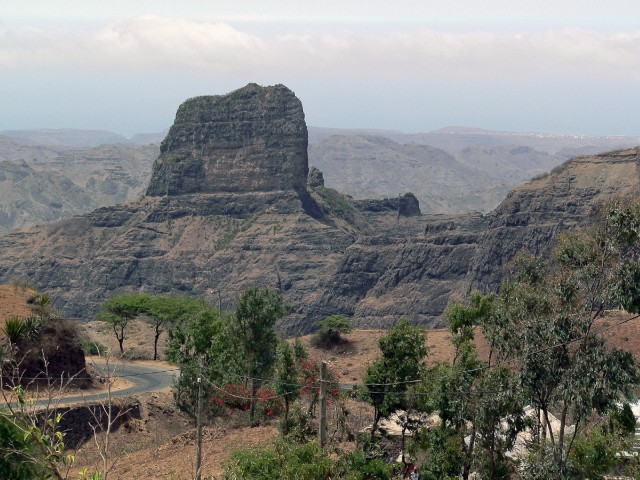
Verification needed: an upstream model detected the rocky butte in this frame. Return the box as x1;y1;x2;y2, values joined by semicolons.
146;84;308;196
0;83;638;334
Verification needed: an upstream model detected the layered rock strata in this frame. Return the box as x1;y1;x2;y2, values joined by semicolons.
0;83;637;334
146;83;308;196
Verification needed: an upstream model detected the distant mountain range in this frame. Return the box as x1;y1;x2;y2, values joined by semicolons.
0;126;638;234
0;83;637;332
0;135;158;234
308;126;640;213
0;128;169;148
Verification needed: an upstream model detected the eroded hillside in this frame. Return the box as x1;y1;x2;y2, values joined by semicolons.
0;84;637;334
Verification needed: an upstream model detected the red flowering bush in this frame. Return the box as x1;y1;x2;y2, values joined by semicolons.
222;383;251;411
256;386;284;417
209;392;226;416
210;383;284;418
299;359;341;399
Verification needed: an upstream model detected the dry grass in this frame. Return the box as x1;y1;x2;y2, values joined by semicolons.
6;283;640;478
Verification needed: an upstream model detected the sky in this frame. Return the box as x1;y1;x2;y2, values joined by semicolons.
1;0;640;137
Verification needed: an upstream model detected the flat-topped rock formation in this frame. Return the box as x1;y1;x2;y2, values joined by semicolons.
0;83;637;334
146;83;308;196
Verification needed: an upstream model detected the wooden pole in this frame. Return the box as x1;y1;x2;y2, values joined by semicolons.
319;361;327;448
196;361;204;480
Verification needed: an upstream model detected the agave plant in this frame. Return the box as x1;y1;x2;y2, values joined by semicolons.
22;315;43;341
4;317;27;344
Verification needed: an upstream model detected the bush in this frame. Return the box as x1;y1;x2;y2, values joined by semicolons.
278;405;315;442
312;315;352;349
0;415;48;479
335;449;399;480
80;340;109;356
224;439;332;480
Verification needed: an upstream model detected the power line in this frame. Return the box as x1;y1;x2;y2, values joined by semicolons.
4;311;639;401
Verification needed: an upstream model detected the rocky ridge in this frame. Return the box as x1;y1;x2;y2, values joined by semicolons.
0;136;157;234
0;84;637;334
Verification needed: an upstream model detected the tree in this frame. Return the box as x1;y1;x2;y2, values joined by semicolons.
312;315;352;348
275;341;299;435
166;302;225;411
234;287;288;425
364;320;428;435
0;416;48;479
484;198;640;472
97;293;150;355
419;292;524;480
145;295;201;361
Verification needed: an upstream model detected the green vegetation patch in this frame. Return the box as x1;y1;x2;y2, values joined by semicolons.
314;186;355;224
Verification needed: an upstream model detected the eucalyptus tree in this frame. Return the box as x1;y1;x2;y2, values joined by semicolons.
275;341;299;434
484;198;640;472
420;292;524;480
364;320;428;434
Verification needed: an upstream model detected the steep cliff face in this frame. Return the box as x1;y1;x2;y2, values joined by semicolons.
0;84;637;334
146;83;308;196
468;148;640;292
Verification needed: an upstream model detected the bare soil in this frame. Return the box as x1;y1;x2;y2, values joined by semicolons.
5;284;640;478
0;283;38;337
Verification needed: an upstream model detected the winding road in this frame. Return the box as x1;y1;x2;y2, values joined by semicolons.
61;359;178;405
2;359;178;408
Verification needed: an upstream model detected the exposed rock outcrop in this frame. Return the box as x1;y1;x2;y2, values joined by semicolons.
146;83;308;196
0;84;637;334
353;193;421;217
308;166;325;188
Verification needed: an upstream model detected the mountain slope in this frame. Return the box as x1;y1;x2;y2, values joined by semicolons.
0;138;157;233
0;86;637;334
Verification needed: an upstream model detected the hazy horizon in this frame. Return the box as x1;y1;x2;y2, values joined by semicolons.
2;1;640;137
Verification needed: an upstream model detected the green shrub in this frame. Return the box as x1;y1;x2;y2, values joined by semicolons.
224;439;331;480
312;315;352;348
23;315;44;340
278;405;315;442
0;415;48;479
80;340;109;356
335;449;399;480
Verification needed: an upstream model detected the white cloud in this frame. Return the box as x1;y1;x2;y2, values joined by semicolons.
1;16;640;81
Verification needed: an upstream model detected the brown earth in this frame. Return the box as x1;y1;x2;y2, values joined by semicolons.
0;282;37;323
5;284;640;478
71;313;640;479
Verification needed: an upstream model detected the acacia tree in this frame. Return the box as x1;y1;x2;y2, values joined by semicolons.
97;293;150;355
234;287;288;425
146;295;201;361
484;198;640;473
312;315;352;348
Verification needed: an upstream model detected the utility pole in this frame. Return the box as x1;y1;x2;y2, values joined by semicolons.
196;358;204;480
319;361;327;448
